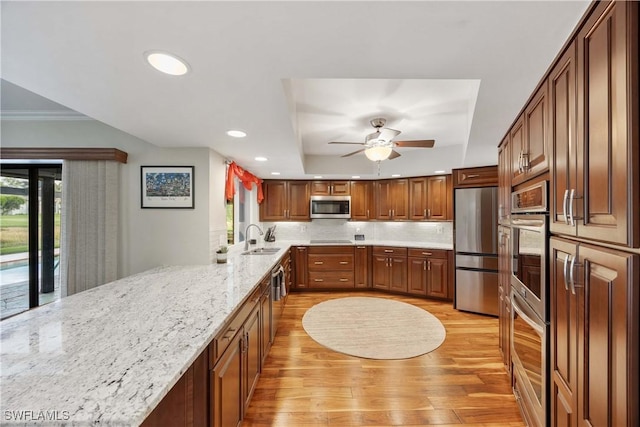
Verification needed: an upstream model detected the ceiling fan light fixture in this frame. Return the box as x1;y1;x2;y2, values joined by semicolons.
364;145;392;161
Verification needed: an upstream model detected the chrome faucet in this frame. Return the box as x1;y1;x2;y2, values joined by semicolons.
244;224;264;251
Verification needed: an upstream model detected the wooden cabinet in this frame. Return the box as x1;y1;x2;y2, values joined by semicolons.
211;330;243;427
375;179;408;220
498;136;511;224
510;115;526;185
142;348;209;427
350;180;374;220
409;175;452;220
497;225;512;375
259;278;272;367
371;247;407;292
307;246;354;288
550;236;639;427
260;180;310;221
354;245;370;288
548;1;639;247
452;166;498;188
292;246;308;289
407;248;450;299
310;180;350;195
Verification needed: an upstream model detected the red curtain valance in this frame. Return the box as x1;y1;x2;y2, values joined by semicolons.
225;161;264;203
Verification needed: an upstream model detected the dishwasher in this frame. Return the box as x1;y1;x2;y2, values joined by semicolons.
270;264;285;341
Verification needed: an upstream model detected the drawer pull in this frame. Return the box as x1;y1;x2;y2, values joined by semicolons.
339;278;349;282
467;174;480;178
314;278;324;282
384;249;394;253
339;261;349;265
222;328;237;341
421;252;432;256
356;246;366;249
314;261;324;265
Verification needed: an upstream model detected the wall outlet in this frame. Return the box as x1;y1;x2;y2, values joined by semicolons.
300;225;307;232
436;225;444;234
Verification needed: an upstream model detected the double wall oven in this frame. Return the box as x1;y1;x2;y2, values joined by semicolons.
510;182;549;427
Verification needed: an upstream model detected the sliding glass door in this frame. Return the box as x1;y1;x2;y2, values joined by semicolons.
0;164;62;320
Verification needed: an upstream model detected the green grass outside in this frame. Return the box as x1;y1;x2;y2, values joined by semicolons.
0;214;61;256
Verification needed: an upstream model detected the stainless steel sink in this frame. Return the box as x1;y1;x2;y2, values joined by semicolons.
241;247;281;255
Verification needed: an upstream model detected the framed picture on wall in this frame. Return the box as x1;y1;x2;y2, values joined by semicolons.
141;166;194;208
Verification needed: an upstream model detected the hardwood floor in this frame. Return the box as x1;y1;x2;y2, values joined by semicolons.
243;291;525;426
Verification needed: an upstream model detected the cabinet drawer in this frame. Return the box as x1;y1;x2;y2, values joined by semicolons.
308;254;354;271
453;166;498;188
372;246;407;256
407;248;448;259
307;246;354;255
308;271;354;287
210;287;261;366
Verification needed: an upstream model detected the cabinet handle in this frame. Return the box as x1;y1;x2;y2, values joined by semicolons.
314;261;324;265
356;246;366;249
339;278;349;282
467;174;480;178
298;247;306;251
563;254;570;292
518;152;523;173
568;189;575;226
569;254;580;295
392;209;395;217
389;209;391;217
222;328;237;341
562;190;569;224
339;261;349;265
421;252;432;256
427;209;431;218
314;278;324;282
522;152;530;170
423;260;426;271
428;260;431;270
366;209;369;218
423;208;427;218
384;249;394;253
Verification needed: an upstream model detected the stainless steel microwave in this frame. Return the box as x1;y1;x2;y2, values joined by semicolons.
310;195;351;219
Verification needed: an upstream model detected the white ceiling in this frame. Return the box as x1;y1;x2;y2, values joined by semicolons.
0;1;590;179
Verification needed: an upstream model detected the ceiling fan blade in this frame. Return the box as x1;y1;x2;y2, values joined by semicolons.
394;139;435;148
388;150;401;160
378;128;401;141
329;141;365;145
341;148;366;157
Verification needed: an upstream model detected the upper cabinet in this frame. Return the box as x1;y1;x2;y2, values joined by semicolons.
260;180;310;221
350;180;374;221
310;180;350;196
550;1;639;247
498;136;511;224
453;166;498;188
409;175;452;220
375;179;409;220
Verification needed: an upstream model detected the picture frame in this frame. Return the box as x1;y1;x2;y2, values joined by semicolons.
141;166;194;209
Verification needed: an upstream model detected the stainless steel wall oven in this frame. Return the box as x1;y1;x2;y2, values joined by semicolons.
510;182;549;427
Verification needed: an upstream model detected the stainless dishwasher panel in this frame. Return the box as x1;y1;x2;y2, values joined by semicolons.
455;269;499;316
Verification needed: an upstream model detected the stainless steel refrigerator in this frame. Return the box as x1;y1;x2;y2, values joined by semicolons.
454;186;499;316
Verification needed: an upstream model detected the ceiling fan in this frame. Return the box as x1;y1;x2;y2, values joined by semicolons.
329;118;435;161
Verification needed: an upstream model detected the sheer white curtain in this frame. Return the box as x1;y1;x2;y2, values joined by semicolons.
60;160;119;296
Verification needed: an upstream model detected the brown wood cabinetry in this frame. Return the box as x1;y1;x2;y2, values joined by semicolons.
409;175;452;220
510;115;526;185
259;278;272;366
354;245;370;288
350;181;374;220
375;179;409;220
260;180;310;221
210;330;243;427
549;1;639;247
292;246;308;289
453;166;498;188
550;237;639;427
407;248;450;300
307;246;354;288
310;180;350;195
497;225;511;375
498;136;511;224
371;247;407;292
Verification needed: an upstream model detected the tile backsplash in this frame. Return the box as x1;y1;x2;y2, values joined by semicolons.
262;220;453;245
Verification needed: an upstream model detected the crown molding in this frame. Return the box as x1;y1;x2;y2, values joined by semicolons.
0;110;92;121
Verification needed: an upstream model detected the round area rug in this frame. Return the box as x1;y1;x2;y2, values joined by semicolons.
302;297;446;360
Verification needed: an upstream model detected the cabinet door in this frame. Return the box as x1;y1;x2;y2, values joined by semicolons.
426;175;450;220
244;305;261;410
390;179;409;220
354;245;369;288
576;1;638;247
549;41;578;237
577;243;638;427
211;332;243;427
287;181;310;220
260;181;287;221
550;237;578;427
310;181;331;195
260;288;272;367
292;247;308;289
407;257;427;296
389;256;407;292
498;226;512;373
426;257;448;299
375;181;393;220
498;136;511;224
408;178;427;220
371;255;390;290
510;115;526;185
350;181;373;220
524;80;549;178
331;181;350;195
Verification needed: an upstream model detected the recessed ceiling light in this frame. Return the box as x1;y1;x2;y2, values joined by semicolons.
352;175;360;179
226;130;247;138
254;157;268;162
314;176;323;179
144;51;190;76
391;174;401;177
271;172;281;176
434;170;446;174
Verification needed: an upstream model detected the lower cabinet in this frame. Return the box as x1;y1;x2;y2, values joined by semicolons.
211;332;243;427
372;247;407;292
407;248;450;300
307;246;354;288
550;237;639;427
498;225;512;374
292;246;308;289
354;245;370;288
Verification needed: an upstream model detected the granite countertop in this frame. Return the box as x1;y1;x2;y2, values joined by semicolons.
279;239;453;250
0;239;451;425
